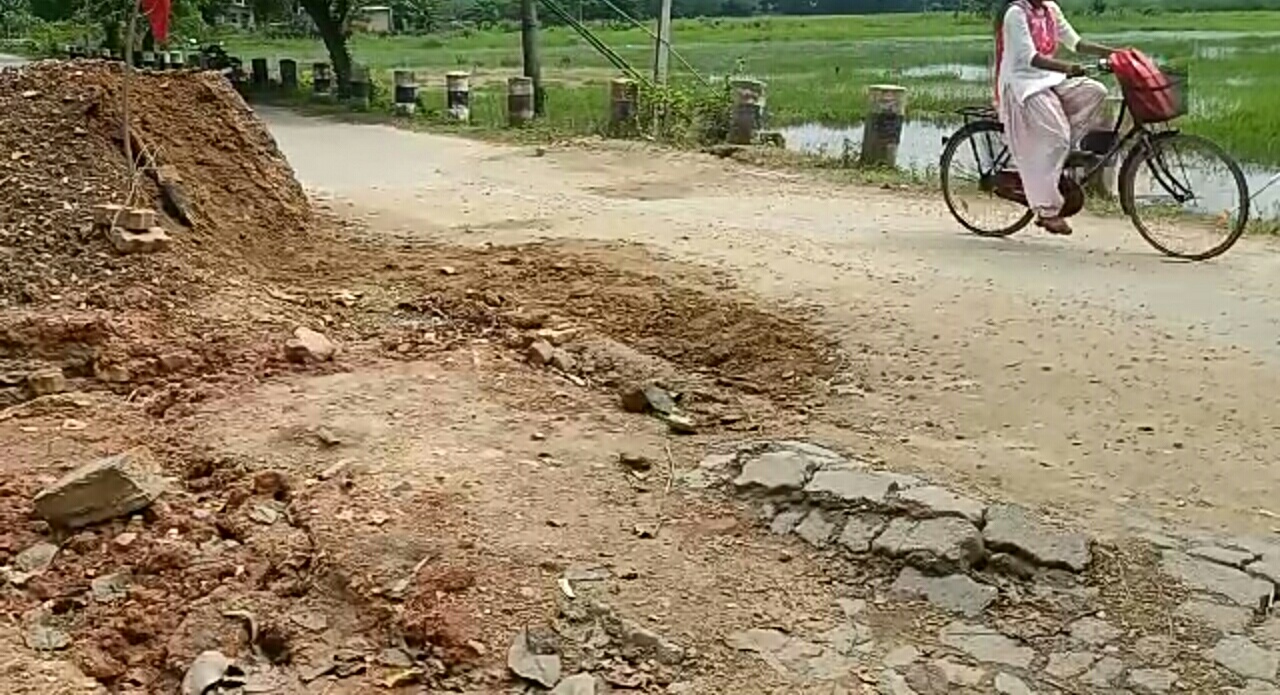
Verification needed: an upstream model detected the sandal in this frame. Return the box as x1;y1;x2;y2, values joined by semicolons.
1036;216;1073;235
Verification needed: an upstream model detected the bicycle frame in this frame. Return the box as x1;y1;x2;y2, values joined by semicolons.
951;96;1195;206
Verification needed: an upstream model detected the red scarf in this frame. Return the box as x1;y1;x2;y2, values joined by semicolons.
994;1;1060;104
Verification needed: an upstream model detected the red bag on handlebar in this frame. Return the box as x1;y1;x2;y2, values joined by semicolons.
1109;48;1186;124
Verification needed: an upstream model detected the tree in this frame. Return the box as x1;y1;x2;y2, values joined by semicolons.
298;0;358;94
0;0;33;37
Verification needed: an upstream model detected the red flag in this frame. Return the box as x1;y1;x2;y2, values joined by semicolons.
139;0;171;43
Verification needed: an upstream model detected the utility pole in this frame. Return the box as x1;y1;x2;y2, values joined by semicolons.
652;0;672;85
520;0;545;116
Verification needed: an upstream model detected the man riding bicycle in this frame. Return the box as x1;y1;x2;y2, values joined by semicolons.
995;0;1117;235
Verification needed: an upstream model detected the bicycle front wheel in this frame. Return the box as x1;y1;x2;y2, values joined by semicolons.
940;120;1034;237
1119;132;1250;261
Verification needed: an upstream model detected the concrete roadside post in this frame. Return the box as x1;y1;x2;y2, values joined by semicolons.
508;76;534;126
155;51;168;70
169;51;183;69
141;50;156;69
186;51;201;69
312;63;332;97
349;64;371;108
446;71;471;122
251;58;269;89
393;69;418;115
861;84;907;167
728;78;765;145
279;59;298;91
608;77;638;137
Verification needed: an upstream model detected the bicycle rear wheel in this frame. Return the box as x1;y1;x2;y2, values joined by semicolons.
1119;132;1249;261
940;120;1034;237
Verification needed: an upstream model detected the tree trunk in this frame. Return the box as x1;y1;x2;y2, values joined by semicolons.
301;0;354;98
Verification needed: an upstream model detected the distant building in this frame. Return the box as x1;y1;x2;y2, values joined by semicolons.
219;0;256;29
356;6;393;34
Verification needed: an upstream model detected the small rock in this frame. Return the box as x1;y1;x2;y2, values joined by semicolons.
90;572;131;603
665;413;697;435
508;628;561;687
804;468;908;507
619;451;653;472
34;448;165;529
838;513;887;553
1045;651;1097;679
181;651;231;695
769;509;806;535
1211;636;1279;681
26;622;71;651
1191;545;1258;568
994;673;1033;695
113;531;137;548
439;265;458;275
94;362;131;384
939;622;1035;668
551;673;601;695
795;509;839;548
158;352;192;372
734;450;819;493
1128;668;1177;693
986;552;1036;580
285;327;337;363
1179;598;1252;634
1081;656;1126;688
14;542;59;574
108;226;171;254
26;369;66;396
883;645;920;668
894;485;986;524
983;504;1091;572
889;567;997;617
383;670;423;688
549;348;577;373
931;659;985;686
1161;550;1274;608
620;383;676;414
1069;616;1122;645
290;610;328;633
249;505;280;525
872;517;985;573
377;647;415;668
527;340;555;366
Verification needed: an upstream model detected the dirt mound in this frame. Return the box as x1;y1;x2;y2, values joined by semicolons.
0;59;310;309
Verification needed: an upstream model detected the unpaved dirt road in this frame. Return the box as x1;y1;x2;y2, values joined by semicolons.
263;107;1280;543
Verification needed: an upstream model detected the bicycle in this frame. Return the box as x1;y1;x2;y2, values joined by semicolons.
938;59;1250;261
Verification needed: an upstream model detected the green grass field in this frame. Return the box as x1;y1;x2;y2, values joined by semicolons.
223;11;1280;168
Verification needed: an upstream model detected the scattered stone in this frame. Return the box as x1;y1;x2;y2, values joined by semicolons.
665;413;697;435
837;598;867;619
1082;656;1126;687
884;645;920;668
290;610;328;633
26;368;66;396
939;622;1035;668
817;623;870;655
90;572;131;603
1180;598;1253;634
1161;550;1274;609
983;504;1091;572
108;226;171;254
889;567;997;617
795;509;840;547
838;513;887;553
120;207;156;231
507;628;562;687
26;622;71;651
1128;668;1177;693
872;517;985;573
995;673;1033;695
527;340;555;366
803;468;906;507
1210;636;1279;681
1134;635;1177;665
903;662;951;693
377;647;415;668
33;448;165;529
158;351;193;372
769;509;806;535
894;485;986;524
620;383;676;414
551;673;601;695
548;348;578;373
383;670;423;688
727;628;791;654
931;659;985;686
113;531;137;548
734;450;819;493
880;668;917;695
619;451;652;472
285;327;337;363
14;541;58;574
182;651;231;695
1045;651;1097;679
1069;616;1122;645
1191;545;1259;568
248;504;280;525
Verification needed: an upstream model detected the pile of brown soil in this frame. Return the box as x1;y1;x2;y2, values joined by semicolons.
0;59;310;310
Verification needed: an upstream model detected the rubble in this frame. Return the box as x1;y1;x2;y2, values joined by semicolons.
285;327;337;363
508;628;562;687
32;448;165;528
